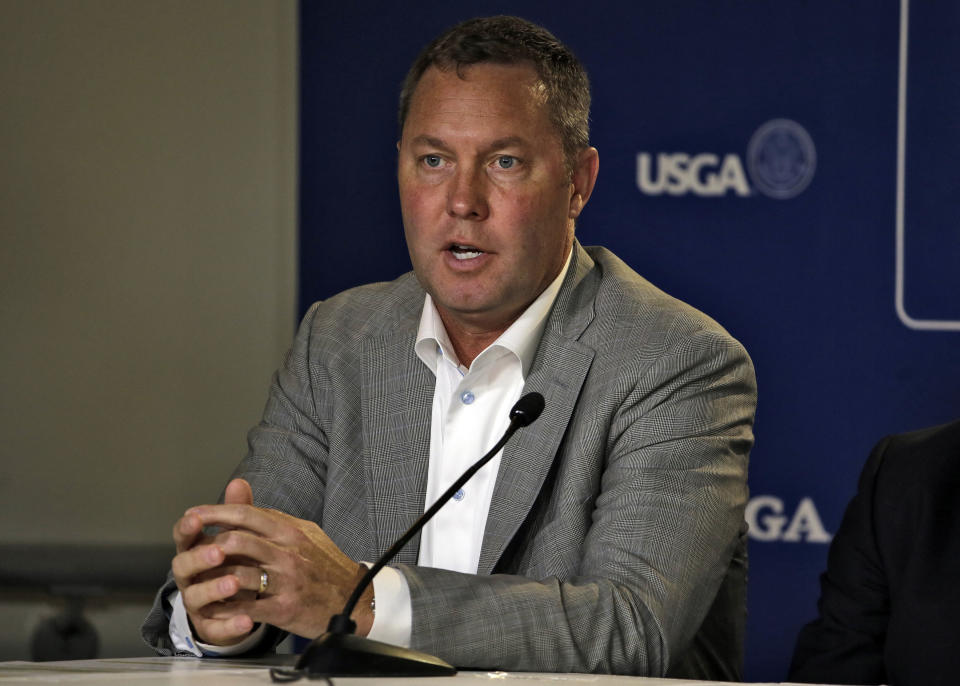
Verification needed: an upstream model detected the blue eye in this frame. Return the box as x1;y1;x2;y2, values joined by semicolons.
423;155;442;168
496;156;517;169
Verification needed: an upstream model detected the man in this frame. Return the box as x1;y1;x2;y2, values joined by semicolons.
142;16;756;678
789;418;960;686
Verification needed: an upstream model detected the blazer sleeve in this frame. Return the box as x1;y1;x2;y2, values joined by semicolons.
398;326;756;676
140;573;181;655
787;437;890;685
231;301;333;521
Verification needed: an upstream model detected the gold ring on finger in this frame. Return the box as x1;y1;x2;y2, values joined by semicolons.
258;569;269;595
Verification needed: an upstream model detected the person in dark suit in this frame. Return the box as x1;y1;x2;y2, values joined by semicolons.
142;16;756;678
789;418;960;686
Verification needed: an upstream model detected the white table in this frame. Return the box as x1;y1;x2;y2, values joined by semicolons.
0;657;817;685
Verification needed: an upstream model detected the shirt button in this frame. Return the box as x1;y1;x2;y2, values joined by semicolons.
453;488;466;501
460;390;475;405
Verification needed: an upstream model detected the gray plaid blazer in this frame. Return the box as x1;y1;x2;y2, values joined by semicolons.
142;242;756;679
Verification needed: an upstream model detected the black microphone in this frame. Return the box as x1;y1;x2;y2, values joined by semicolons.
272;392;545;681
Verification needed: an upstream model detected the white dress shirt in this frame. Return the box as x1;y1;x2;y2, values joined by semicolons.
168;253;571;655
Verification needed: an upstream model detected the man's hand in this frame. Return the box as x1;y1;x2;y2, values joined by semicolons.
171;478;373;646
172;478;260;645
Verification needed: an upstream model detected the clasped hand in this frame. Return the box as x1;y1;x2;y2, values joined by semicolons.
171;478;373;646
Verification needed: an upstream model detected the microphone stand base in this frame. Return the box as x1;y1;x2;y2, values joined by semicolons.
293;631;456;678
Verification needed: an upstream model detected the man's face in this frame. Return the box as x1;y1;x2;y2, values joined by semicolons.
398;63;596;335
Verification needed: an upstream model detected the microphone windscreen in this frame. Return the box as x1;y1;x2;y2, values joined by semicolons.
509;392;545;427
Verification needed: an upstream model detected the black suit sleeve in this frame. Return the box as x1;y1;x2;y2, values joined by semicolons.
787;437;892;686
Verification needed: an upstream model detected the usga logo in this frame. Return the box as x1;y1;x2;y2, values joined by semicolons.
636;119;816;199
746;495;832;543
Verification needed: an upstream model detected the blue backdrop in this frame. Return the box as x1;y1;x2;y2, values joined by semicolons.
299;1;959;679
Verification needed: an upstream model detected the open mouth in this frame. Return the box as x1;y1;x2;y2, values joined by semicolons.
449;243;484;260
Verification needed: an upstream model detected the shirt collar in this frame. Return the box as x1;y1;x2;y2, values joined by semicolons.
415;249;572;377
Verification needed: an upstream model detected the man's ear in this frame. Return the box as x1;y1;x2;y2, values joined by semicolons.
568;147;600;219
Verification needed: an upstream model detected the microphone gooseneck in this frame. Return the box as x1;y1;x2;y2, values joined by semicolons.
332;391;546;630
279;392;546;680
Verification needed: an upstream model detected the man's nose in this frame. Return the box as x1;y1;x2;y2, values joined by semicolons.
446;167;489;220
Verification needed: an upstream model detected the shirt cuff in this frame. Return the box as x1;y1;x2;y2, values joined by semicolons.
167;589;267;656
364;564;412;648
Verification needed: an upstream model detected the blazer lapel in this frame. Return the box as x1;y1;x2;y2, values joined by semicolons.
361;298;434;564
477;243;598;574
